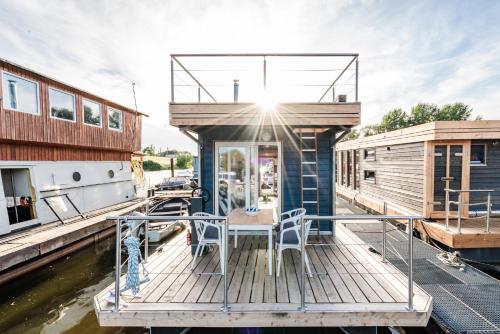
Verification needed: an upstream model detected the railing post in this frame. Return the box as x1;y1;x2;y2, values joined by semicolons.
198;86;201;103
223;217;229;312
263;56;267;90
114;218;121;312
144;219;149;263
382;202;387;263
445;189;450;231
457;193;462;234
407;218;413;311
486;192;491;233
170;58;175;103
355;56;359;102
300;216;306;311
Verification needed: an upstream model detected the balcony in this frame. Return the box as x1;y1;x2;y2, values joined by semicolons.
168;53;361;128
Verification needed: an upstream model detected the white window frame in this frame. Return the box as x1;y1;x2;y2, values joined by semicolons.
82;98;102;128
363;170;376;183
107;107;123;132
49;87;76;123
1;70;41;116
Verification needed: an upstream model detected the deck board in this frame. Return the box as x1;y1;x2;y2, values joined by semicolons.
95;225;433;328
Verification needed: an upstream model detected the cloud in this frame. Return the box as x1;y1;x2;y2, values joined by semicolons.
0;0;499;152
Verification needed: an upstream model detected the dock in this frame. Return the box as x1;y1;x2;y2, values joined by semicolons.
338;204;500;333
94;223;432;328
0;198;149;284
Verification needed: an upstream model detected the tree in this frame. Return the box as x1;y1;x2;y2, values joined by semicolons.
379;108;408;132
142;145;156;156
176;153;193;169
340;129;359;142
362;124;384;137
435;102;472;121
143;160;163;171
407;103;439;126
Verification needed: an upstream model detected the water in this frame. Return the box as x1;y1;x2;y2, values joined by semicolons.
0;236;144;334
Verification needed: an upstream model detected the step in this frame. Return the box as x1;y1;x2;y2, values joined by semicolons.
302;188;317;191
302;161;316;164
302;174;317;177
301;137;315;140
301;149;316;152
303;201;318;204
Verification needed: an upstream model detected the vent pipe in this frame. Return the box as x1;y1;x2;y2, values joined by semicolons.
233;79;239;103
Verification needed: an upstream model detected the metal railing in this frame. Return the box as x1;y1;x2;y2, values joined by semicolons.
108;212;421;313
170;53;359;104
445;188;494;233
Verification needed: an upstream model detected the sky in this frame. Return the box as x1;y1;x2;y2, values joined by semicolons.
1;0;499;154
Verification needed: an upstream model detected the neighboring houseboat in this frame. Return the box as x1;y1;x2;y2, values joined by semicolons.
336;120;500;262
0;58;145;235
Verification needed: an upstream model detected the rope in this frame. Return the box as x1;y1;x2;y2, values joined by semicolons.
436;251;466;271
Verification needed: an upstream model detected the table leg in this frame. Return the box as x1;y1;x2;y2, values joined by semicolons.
268;228;272;275
234;229;237;248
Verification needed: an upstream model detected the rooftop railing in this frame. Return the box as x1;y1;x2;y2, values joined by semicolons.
170;53;359;104
445;188;495;233
107;211;421;313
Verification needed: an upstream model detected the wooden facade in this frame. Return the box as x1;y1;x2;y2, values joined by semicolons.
0;59;143;159
336;121;500;252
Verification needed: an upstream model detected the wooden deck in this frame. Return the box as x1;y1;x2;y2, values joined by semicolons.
420;218;500;248
95;223;432;328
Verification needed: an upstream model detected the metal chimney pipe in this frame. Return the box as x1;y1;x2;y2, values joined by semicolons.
233;79;239;103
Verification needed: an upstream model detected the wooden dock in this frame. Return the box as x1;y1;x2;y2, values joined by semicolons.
0;198;149;283
419;218;500;249
94;223;432;328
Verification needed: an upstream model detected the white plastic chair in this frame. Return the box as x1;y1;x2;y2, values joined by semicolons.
191;212;225;273
275;211;313;277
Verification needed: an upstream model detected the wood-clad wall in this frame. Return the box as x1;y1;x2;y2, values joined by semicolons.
0;60;142;154
0;143;131;161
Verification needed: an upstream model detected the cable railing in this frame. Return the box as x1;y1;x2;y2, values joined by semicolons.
106;211;421;313
445;188;494;233
170;53;359;104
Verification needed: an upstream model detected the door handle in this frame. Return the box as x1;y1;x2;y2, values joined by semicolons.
440;177;455;181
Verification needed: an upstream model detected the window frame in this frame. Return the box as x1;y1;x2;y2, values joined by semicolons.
363;170;376;183
48;86;76;123
107;107;123;132
82;98;102;128
1;70;41;116
470;144;487;166
363;148;376;161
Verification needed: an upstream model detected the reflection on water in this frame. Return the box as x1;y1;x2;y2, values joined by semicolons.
0;236;144;334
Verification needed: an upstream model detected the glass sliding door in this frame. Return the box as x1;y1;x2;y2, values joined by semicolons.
215;142;281;217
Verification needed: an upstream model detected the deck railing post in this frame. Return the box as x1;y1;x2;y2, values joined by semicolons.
457;193;462;234
382;202;387;263
114;218;121;312
445;189;450;231
144;219;149;263
407;218;413;311
355;56;359;102
170;58;175;103
300;216;306;311
486;192;491;233
223;217;229;312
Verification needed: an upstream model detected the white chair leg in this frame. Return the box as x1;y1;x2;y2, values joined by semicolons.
276;246;283;277
199;244;205;256
304;252;313;278
191;243;201;270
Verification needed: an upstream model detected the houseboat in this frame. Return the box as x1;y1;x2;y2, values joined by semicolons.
94;53;432;330
0;58;146;235
335;121;500;262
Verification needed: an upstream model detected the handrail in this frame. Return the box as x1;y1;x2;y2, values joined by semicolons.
445;188;494;233
110;212;420;313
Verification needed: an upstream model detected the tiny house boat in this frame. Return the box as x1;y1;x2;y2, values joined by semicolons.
336;121;500;262
94;53;432;329
0;58;146;235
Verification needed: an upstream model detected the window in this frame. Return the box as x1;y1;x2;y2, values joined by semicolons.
471;144;486;166
108;107;123;131
49;88;75;121
1;72;39;114
364;170;376;183
83;99;101;127
364;148;376;161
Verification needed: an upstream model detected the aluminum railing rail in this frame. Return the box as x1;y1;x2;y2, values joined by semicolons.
169;53;359;104
444;188;494;233
109;212;422;313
